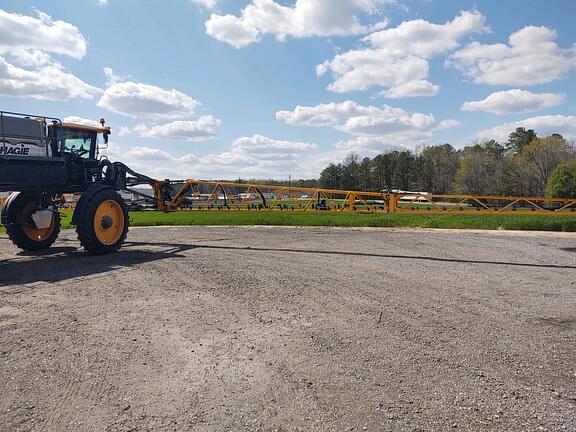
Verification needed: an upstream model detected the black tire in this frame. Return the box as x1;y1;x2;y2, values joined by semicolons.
2;192;60;251
75;189;128;255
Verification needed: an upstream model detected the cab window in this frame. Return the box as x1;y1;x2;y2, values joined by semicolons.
59;128;96;159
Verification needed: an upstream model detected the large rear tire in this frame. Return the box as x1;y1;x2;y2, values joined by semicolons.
2;192;60;251
75;189;128;255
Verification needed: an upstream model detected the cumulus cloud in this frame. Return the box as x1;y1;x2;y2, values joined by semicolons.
205;0;393;48
316;52;430;94
277;100;372;127
378;80;439;98
116;134;319;179
232;134;317;153
117;126;131;136
0;56;101;100
341;107;445;138
103;66;124;85
462;89;565;115
125;146;172;161
0;9;87;59
449;26;576;86
477;115;576;142
97;77;200;119
8;49;52;68
318;10;487;94
365;10;488;56
277;100;458;143
132;116;221;141
0;10;100;100
99;68;221;141
206;15;260;48
334;136;411;153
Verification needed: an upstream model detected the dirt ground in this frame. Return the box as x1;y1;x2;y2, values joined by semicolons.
1;226;575;432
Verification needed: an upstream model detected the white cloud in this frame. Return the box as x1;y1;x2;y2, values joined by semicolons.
449;26;576;86
98;0;109;6
341;107;435;137
97;79;200;119
462;89;565;115
118;126;131;136
98;69;220;141
0;9;87;59
318;10;487;94
205;14;260;48
205;0;393;48
0;10;100;101
477;115;576;142
365;9;488;57
232;134;317;153
132;116;221;141
334;136;410;153
277;100;373;127
317;51;429;94
438;119;461;130
0;56;101;100
63;116;103;128
191;0;217;10
8;49;52;68
125;146;172;161
103;66;124;85
277;100;457;143
115;134;318;179
378;80;439;98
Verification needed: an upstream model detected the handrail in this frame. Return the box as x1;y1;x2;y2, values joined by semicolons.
0;110;62;159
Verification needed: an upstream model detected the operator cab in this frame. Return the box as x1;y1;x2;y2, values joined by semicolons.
48;120;110;160
0;111;110;160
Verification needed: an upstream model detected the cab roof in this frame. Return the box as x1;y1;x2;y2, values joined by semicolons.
48;122;111;134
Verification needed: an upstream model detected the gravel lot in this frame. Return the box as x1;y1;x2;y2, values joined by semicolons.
1;226;575;432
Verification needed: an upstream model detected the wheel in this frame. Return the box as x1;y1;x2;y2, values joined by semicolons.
2;192;60;251
75;189;128;254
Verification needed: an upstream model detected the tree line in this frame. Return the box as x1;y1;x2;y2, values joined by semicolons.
318;128;576;198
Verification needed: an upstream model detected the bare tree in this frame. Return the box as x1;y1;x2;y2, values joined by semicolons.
421;144;460;194
454;140;506;195
515;135;571;195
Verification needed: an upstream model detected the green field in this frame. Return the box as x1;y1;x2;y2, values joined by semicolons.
1;210;576;233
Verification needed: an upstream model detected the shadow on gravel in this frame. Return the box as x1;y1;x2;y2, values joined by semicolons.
0;242;194;287
127;240;576;270
3;239;574;289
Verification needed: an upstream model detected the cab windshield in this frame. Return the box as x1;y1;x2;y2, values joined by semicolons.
58;128;96;159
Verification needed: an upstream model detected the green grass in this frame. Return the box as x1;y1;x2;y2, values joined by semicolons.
128;210;576;231
1;210;575;233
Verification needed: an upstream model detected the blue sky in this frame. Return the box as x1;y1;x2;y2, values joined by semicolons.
1;0;575;179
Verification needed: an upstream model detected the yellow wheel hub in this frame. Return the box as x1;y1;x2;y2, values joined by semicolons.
94;200;125;246
22;201;54;242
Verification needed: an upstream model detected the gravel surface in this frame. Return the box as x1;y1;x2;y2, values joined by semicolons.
1;226;575;432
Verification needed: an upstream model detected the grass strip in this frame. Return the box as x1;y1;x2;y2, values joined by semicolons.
1;210;575;233
127;210;576;232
